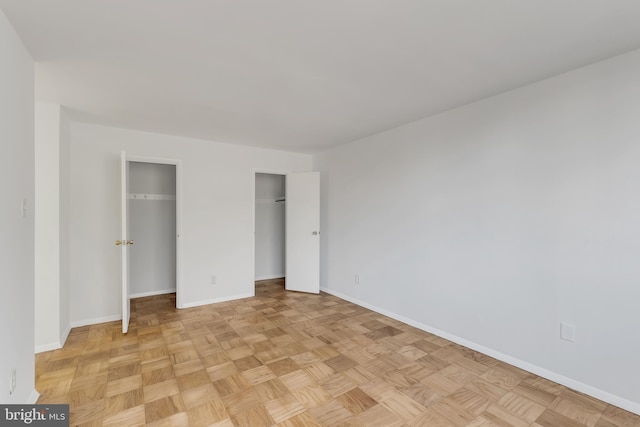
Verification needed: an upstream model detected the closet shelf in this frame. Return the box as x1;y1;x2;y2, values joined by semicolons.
256;197;286;204
129;193;176;201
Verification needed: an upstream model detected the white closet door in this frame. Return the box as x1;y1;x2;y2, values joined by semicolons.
120;151;131;333
286;172;320;294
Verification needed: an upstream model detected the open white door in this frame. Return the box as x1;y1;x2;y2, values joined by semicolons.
120;151;131;333
286;172;320;293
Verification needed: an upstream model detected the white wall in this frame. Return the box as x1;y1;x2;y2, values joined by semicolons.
59;107;71;346
129;162;176;195
255;173;286;280
0;9;37;403
314;48;640;412
35;102;61;351
129;162;176;297
35;103;71;352
69;123;312;325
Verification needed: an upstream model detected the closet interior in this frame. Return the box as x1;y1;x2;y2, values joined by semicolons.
255;173;286;282
129;162;177;298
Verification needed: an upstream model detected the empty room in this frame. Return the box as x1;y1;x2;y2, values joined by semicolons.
1;1;640;426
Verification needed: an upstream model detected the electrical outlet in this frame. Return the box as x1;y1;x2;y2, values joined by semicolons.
560;322;576;342
355;274;359;285
210;275;217;285
21;197;27;218
9;368;16;395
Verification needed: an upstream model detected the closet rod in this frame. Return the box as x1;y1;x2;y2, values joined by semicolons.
128;193;176;201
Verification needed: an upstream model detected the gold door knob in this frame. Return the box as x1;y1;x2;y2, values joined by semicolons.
127;240;134;245
115;240;123;246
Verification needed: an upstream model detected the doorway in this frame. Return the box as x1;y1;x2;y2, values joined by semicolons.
254;173;286;288
252;170;321;295
120;154;182;335
129;162;177;300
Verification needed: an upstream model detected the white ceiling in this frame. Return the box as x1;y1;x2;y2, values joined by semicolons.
2;1;640;153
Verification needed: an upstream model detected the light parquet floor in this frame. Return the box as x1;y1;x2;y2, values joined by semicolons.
36;279;640;426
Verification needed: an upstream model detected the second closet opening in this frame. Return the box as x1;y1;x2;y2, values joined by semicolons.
254;173;286;288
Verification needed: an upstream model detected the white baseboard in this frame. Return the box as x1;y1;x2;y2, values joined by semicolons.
34;323;72;354
28;389;40;404
320;286;640;416
130;288;176;298
59;323;71;347
68;292;254;328
70;314;121;328
34;321;73;354
255;275;285;281
181;292;254;309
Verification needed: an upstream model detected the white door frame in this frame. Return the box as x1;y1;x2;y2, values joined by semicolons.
251;168;290;294
127;155;184;308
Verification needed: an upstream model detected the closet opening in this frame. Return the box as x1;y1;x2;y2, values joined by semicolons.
254;172;286;291
129;161;178;306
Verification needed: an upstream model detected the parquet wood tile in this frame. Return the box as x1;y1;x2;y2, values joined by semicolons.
422;372;464;395
105;374;142;397
229;403;273;427
318;373;356;397
221;388;262;416
241;365;277;386
511;381;558;407
177;370;212;391
308;400;352;426
145;394;185;423
448;387;491;416
466;378;511;403
277;411;322;427
253;379;290;403
143;379;180;403
68;383;106;407
336;387;377;415
483;404;531;427
410;408;459;427
535;408;586;427
600;406;640;427
102;404;146;427
279;369;317;391
549;389;608;427
479;368;522;390
306;363;338;384
358;379;396;402
35;278;640;426
291;384;333;410
267;358;301;377
182;383;220;410
263;393;305;423
175;360;208;377
142;364;175;386
104;389;145;417
70;399;105;426
497;392;545;423
186;399;228;426
146;411;190;427
430;398;476;426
